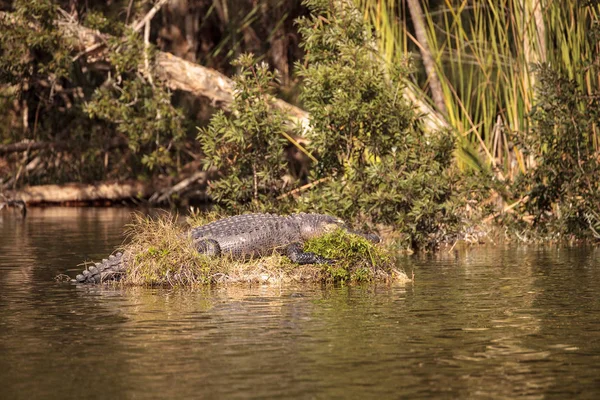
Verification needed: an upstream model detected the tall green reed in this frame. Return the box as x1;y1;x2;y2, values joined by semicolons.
356;0;600;179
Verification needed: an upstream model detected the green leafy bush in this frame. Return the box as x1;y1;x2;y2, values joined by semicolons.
294;0;462;249
197;0;464;249
514;64;600;237
0;0;187;183
84;29;186;172
0;0;72;85
197;53;293;209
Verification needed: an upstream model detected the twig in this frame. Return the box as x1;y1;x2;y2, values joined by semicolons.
151;169;215;204
252;164;258;200
482;196;530;223
447;240;458;253
584;211;600;239
132;0;170;33
278;129;318;163
125;0;135;25
276;177;331;200
144;20;154;86
72;42;106;62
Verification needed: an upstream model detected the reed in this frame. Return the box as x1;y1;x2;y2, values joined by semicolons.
356;0;600;178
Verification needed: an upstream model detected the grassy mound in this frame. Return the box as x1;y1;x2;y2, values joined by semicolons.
304;229;398;283
118;212;409;287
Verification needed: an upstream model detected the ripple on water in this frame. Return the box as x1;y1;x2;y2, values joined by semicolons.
2;210;600;398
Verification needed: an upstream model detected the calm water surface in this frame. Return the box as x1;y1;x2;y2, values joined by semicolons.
1;207;600;399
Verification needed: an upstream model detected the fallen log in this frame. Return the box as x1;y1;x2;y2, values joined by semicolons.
5;181;160;204
4;167;217;205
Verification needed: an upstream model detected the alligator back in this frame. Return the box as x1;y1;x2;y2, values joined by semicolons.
190;213;304;259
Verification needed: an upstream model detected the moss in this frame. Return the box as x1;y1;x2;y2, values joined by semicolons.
304;228;394;283
116;212;409;287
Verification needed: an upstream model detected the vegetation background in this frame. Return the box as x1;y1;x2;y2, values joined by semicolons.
1;0;600;248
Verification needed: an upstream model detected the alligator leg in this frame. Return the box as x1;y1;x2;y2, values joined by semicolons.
74;252;127;284
286;243;333;265
194;239;222;256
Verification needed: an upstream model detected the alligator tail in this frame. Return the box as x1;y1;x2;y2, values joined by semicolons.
74;252;128;284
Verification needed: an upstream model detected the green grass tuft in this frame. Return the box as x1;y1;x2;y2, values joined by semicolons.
304;228;395;283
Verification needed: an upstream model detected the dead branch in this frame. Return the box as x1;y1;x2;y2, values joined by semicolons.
132;0;170;32
150;168;216;204
406;0;447;116
0;137;128;155
0;141;51;155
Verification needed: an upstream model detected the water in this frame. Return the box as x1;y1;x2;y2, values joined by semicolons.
1;208;600;399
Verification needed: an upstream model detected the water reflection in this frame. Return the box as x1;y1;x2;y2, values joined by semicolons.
1;208;600;398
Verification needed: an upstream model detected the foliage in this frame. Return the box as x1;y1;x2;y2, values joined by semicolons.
0;0;72;85
0;0;189;186
304;228;393;283
83;9;126;36
513;64;600;237
84;30;186;171
293;0;462;249
0;0;74;151
197;53;294;209
356;0;600;241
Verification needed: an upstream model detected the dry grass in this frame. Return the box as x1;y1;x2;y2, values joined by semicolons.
116;212;410;287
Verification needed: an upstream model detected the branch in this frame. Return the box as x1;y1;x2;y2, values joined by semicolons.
0;138;128;156
0;141;51;155
132;0;170;32
149;169;216;204
406;0;448;116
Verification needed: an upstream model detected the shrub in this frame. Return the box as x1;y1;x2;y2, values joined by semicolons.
197;0;465;249
197;53;294;210
514;64;600;237
294;0;462;249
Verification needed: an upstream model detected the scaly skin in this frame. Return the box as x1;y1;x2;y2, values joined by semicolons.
74;213;379;284
74;252;128;284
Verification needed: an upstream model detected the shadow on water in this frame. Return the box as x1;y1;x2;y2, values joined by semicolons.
1;208;600;399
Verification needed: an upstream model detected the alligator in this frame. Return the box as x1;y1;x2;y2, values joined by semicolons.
73;212;380;284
